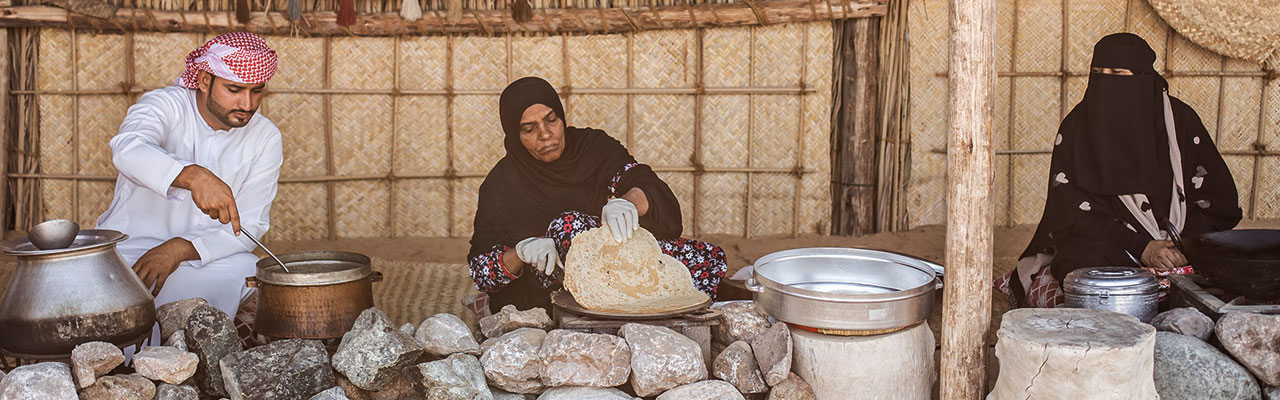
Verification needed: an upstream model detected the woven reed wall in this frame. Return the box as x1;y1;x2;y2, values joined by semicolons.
23;22;834;240
907;0;1279;228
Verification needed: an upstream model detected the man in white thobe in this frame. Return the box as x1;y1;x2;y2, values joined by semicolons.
97;32;282;324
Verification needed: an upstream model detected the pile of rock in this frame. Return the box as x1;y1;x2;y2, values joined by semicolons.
1151;307;1280;400
0;300;813;400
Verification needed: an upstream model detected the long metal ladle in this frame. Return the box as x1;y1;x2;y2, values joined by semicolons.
242;230;290;273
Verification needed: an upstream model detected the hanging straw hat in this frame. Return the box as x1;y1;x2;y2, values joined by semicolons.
1148;0;1280;71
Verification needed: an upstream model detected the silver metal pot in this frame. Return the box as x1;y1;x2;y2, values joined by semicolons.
0;229;156;356
745;247;940;333
1063;267;1159;323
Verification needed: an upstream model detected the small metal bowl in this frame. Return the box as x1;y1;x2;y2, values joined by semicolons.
28;219;80;250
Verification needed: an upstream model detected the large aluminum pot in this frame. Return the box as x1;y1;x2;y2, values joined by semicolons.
247;251;381;339
0;230;156;356
1063;267;1159;323
745;247;941;333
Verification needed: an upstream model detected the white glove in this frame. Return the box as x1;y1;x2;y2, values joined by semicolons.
515;237;561;275
602;198;639;243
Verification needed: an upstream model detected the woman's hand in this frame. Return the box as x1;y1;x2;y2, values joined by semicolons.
1141;240;1188;270
516;237;561;275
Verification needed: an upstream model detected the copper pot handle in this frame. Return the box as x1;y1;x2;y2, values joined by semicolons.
245;276;258;288
369;271;383;283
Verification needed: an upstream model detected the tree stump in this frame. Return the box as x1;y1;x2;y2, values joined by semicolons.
791;322;935;400
988;308;1157;400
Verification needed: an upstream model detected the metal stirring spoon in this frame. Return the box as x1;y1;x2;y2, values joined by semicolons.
242;230;290;273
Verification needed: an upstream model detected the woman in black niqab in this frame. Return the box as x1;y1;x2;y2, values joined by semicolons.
465;77;727;314
996;33;1242;308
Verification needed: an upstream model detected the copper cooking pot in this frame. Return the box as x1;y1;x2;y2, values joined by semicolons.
0;229;155;356
247;251;381;339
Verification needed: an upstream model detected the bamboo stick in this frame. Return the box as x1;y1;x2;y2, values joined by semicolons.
940;0;995;397
11;85;818;95
0;1;886;35
7;166;813;181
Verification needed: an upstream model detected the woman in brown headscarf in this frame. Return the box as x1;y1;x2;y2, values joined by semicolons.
996;33;1242;308
467;77;727;313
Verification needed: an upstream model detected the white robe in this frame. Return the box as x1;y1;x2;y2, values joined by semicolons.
96;86;283;321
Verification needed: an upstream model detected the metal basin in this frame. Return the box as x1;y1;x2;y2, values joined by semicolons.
746;247;939;332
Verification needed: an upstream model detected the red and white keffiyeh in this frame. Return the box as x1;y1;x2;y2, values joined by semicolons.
176;32;278;89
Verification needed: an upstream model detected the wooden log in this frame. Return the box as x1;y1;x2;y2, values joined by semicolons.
988;309;1158;400
792;323;935;400
0;1;886;36
832;17;879;236
940;0;995;398
0;27;8;233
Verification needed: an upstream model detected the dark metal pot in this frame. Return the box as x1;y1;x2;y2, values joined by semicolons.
1063;267;1159;323
0;230;156;356
246;251;381;339
1182;230;1280;300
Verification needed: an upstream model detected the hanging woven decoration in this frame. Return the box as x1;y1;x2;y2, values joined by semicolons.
512;0;532;23
1148;0;1280;71
337;0;357;26
400;0;421;21
236;0;251;23
286;0;302;21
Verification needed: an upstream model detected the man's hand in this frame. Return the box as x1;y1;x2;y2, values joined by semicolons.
1141;240;1188;270
173;165;241;234
132;238;199;296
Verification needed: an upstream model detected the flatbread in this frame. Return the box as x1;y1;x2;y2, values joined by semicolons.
563;223;710;314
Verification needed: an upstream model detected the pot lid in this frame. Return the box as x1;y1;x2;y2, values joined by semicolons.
1062;267;1159;295
255;250;371;286
0;230;128;256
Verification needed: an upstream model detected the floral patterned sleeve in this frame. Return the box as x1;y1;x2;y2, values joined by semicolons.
468;244;519;292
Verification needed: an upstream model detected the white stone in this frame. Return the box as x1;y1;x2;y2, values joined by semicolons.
0;362;77;400
618;323;706;397
655;380;744;400
416;313;482;357
537;386;637;400
134;346;199;385
71;341;124;389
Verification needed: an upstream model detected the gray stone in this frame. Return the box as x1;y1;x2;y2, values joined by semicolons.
654;380;744;400
536;386;636;400
1151;307;1214;341
166;330;189;352
0;362;77;400
767;373;815;400
1266;386;1280;400
159;297;210;338
1154;331;1261;400
400;323;417;337
490;387;528;400
78;373;156;400
538;330;630;387
712;341;766;394
1217;312;1280;386
402;353;491;400
618;323;707;397
417;313;482;357
369;374;423;400
711;302;772;345
156;384;201;400
185;304;243;397
479;305;553;339
0;368;5;383
311;387;352;400
220;338;336;400
748;323;792;387
134;345;199;385
333;308;427;392
70;341;124;389
480;328;547;394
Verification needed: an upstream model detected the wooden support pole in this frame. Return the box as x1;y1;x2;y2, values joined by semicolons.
832;16;878;236
941;0;995;398
0;1;885;36
0;28;8;233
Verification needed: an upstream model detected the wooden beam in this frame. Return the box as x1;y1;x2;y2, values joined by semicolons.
0;1;885;36
941;0;995;398
0;28;8;233
832;17;879;236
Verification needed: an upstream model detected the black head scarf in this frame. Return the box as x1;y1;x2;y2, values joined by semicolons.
469;77;635;257
1074;32;1171;196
